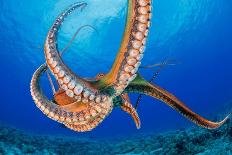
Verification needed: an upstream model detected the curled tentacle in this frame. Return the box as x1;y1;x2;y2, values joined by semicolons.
60;25;98;56
44;2;108;102
97;0;152;95
30;64;113;132
125;75;231;129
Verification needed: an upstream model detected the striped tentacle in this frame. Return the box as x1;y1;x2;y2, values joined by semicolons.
125;75;231;129
120;94;141;129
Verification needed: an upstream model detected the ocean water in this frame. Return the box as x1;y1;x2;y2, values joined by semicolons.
0;0;232;148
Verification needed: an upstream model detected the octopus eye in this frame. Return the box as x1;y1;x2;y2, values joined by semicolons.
96;73;105;80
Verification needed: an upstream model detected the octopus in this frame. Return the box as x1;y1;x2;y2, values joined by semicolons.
30;1;231;132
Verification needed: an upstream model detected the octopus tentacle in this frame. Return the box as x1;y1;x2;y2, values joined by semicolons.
59;72;113;132
125;75;231;129
44;2;109;103
64;113;108;132
120;93;141;129
135;59;173;109
30;64;113;131
31;64;71;123
46;70;56;94
139;59;178;69
98;0;152;95
60;25;97;56
95;71;141;128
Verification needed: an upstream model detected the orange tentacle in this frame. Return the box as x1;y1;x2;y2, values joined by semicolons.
126;75;231;129
98;0;152;95
120;94;141;129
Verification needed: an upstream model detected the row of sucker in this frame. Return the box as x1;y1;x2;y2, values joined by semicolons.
44;2;110;105
114;0;152;95
121;101;141;129
30;64;113;131
64;112;107;132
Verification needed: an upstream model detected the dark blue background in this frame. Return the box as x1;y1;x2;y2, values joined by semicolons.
0;0;231;138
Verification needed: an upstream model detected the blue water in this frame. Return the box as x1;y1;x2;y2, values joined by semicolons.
0;0;232;139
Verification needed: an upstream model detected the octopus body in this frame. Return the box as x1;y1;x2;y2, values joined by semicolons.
30;1;231;132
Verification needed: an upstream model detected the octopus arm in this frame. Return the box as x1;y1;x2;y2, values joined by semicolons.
102;0;136;83
125;74;231;129
30;64;81;124
44;2;99;99
31;64;114;132
120;93;141;129
97;0;152;95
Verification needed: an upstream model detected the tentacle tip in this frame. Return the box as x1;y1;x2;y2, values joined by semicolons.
208;113;232;130
80;2;88;11
224;113;232;123
222;113;231;122
136;122;141;129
